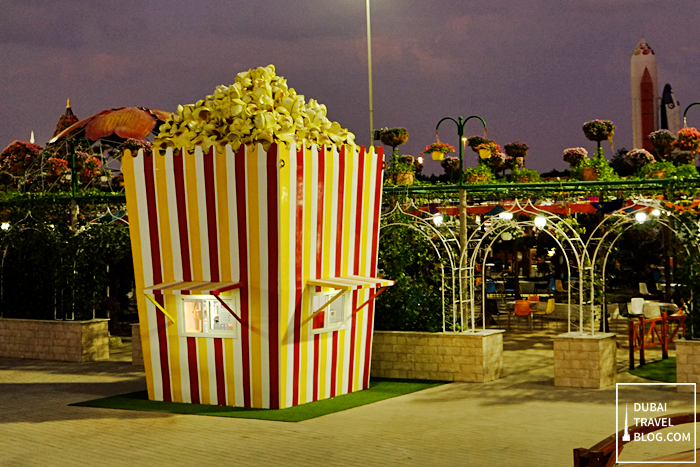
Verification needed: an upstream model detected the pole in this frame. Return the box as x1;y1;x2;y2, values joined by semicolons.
366;0;374;147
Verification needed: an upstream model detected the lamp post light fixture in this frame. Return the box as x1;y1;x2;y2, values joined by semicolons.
366;0;375;147
651;209;661;217
635;212;647;223
534;216;547;229
498;211;513;220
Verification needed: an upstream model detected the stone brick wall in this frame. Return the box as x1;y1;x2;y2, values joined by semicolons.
371;330;503;382
553;333;616;389
132;323;143;366
675;339;700;393
0;318;109;362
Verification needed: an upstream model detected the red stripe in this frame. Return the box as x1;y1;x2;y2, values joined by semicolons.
234;145;252;407
330;330;339;396
353;149;366;274
266;144;280;409
172;149;192;282
203;147;220;282
143;154;171;401
186;337;200;404
363;147;384;389
292;148;304;407
214;338;226;405
313;333;320;401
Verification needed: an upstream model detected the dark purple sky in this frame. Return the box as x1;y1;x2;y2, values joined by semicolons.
2;0;700;174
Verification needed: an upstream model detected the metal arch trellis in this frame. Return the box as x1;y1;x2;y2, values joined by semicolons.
379;200;461;332
463;199;591;334
587;196;700;326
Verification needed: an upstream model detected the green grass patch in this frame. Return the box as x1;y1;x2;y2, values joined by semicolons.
70;378;446;422
629;358;676;383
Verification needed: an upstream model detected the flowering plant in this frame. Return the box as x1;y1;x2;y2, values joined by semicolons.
506;156;524;171
672;151;696;166
466;136;489;151
582;120;615;142
504;141;529;157
624;148;655;168
562;147;588;166
118;138;152;155
440;156;460;174
423;141;455;155
475;141;501;159
649;129;675;144
46;157;69;177
0;141;43;175
379;127;409;149
484;151;507;171
674;127;700;153
53;114;79;137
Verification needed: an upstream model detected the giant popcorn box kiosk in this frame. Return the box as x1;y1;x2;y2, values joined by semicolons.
122;143;393;409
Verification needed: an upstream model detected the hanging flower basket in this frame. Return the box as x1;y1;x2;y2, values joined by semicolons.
423;141;455;160
380;131;408;148
476;141;500;160
562;147;588;167
674;127;700;154
440;156;460;174
504;141;529;158
582;120;615;142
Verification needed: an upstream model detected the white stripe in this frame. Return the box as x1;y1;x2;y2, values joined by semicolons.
348;145;359;276
194;146;211;281
307;146;319;402
257;144;271;409
226;145;240;283
134;151;164;401
179;335;191;403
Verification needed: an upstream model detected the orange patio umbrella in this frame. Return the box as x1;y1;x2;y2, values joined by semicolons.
49;107;173;144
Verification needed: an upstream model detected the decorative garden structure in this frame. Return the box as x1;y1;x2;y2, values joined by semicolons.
122;143;393;409
381;176;700;388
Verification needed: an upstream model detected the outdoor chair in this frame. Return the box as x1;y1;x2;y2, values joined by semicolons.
513;300;534;332
639;282;650;295
486;279;497;298
535;298;556;330
617;301;631;318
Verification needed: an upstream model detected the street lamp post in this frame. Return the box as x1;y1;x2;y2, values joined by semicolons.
434;116;487;321
366;0;375;147
683;102;700;127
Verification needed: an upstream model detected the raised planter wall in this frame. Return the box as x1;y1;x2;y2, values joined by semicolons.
371;330;504;382
0;318;109;362
553;332;616;389
675;339;700;393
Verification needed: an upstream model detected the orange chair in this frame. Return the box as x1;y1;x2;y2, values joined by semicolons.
513;299;533;331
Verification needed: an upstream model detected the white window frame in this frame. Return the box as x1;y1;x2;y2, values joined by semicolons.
178;293;240;339
309;287;349;334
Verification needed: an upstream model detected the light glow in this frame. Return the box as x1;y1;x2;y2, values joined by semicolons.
534;216;547;228
1;223;9;231
651;209;661;217
498;211;513;220
635;212;647;223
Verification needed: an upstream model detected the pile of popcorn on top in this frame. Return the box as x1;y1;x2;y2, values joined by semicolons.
154;65;355;155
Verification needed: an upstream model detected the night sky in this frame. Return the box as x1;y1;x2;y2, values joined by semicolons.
2;0;700;174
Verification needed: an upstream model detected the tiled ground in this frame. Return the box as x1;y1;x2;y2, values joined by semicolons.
0;324;695;466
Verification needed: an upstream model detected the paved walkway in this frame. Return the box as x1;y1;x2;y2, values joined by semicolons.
0;329;695;466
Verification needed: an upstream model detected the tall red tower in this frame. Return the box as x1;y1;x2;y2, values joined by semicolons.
631;39;658;151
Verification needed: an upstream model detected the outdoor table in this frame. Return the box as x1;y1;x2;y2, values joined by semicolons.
632;301;679;319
